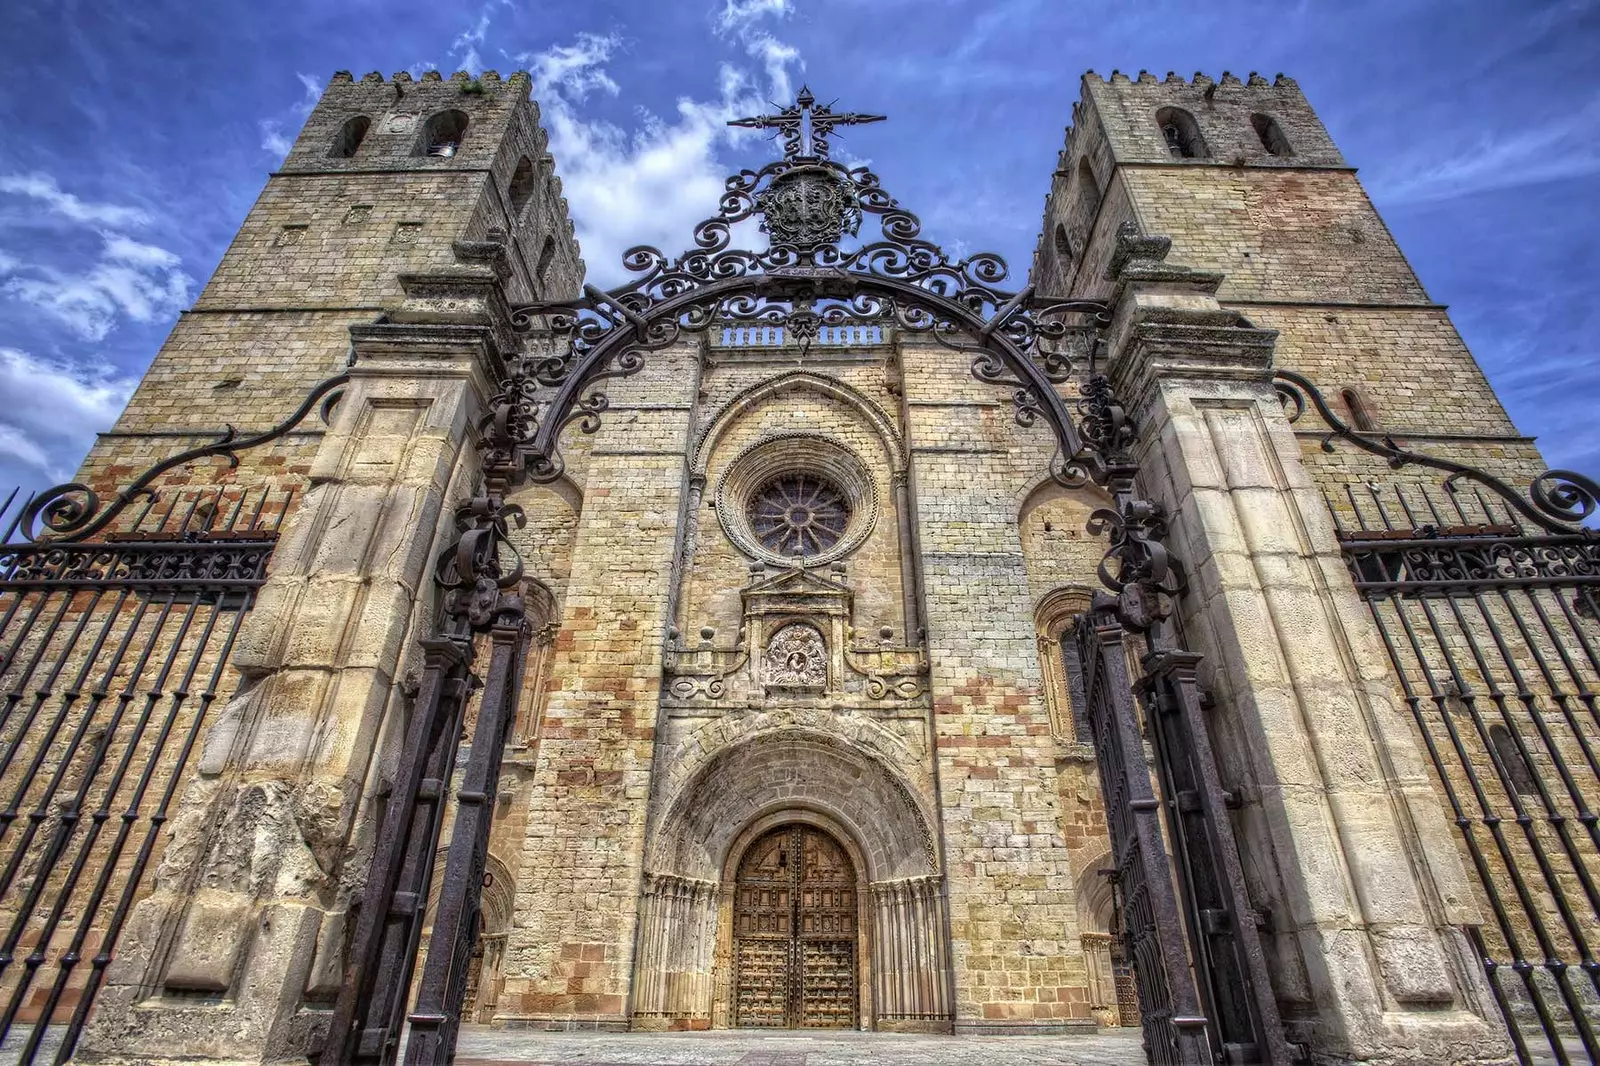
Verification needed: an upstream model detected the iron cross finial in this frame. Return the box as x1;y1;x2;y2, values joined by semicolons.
728;86;886;161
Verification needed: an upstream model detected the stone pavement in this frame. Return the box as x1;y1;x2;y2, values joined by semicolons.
453;1026;1147;1066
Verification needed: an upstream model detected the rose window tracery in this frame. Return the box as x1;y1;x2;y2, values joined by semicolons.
749;474;851;558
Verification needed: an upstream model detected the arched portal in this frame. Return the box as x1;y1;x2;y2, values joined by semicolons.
732;824;859;1029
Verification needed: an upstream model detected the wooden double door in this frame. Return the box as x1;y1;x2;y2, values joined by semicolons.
733;825;858;1028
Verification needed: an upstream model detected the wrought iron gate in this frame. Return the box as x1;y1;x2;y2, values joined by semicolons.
1277;369;1600;1066
0;485;286;1064
1339;486;1600;1065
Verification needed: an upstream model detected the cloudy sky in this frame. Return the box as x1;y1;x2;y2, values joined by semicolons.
0;0;1596;497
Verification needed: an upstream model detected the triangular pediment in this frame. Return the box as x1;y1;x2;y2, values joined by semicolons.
742;566;852;616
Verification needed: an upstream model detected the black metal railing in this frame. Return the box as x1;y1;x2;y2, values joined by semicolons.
1335;480;1600;1065
0;485;288;1064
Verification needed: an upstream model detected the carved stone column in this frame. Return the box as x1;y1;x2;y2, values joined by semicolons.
77;262;516;1064
869;875;951;1032
1101;237;1510;1063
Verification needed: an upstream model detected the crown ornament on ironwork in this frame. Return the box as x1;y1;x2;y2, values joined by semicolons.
729;87;883;249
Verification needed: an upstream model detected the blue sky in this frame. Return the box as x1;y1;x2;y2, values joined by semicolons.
0;0;1596;497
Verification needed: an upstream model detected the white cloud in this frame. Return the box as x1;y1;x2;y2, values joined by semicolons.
257;72;325;160
526;32;623;101
0;174;152;229
715;0;793;36
0;348;136;483
451;1;510;74
0;230;192;342
1369;95;1600;206
515;5;804;286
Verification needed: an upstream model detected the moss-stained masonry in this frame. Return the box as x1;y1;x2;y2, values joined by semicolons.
58;67;1565;1066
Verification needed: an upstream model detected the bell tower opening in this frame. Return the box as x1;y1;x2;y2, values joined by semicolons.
733;824;860;1029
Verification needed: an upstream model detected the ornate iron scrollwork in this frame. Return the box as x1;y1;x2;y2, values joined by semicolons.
1274;367;1600;533
19;372;348;543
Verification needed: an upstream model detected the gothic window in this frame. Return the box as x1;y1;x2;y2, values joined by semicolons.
330;115;371;158
749;474;850;558
1156;107;1208;159
509;156;537;218
1251;112;1293;157
421;109;470;157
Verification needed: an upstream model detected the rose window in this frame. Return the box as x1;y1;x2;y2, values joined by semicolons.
749;474;851;558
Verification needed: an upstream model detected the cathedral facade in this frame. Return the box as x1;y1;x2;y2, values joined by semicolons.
0;66;1595;1066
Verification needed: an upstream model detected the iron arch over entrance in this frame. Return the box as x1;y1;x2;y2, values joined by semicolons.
733;824;860;1030
320;87;1293;1066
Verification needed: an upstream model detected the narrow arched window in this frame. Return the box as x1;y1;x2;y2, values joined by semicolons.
330;115;371;158
508;157;537;218
421;110;470;158
1054;223;1074;260
1489;724;1539;798
1341;387;1376;432
1061;619;1093;742
1251;113;1293;157
1075;157;1102;224
537;235;557;288
1155;107;1208;159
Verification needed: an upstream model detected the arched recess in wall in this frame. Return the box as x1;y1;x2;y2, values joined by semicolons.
509;577;560;748
508;156;537;218
1074;157;1101;232
1053;223;1075;272
686;370;916;639
1250;112;1293;157
1033;585;1094;743
420;109;469;157
647;728;937;881
1340;387;1377;431
419;849;515;1022
536;235;557;291
331;115;371;158
1155;106;1208;159
691;371;904;477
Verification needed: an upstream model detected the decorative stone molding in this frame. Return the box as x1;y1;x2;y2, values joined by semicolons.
1033;586;1092;745
715;433;878;568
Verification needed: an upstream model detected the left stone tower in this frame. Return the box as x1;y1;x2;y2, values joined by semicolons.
67;70;581;1065
76;68;581;499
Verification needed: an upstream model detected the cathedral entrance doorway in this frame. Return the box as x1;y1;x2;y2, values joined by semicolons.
733;824;859;1029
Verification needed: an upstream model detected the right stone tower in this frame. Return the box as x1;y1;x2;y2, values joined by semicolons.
1036;70;1596;1064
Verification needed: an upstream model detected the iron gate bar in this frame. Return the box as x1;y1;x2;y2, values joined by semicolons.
0;531;269;1064
1077;608;1210;1065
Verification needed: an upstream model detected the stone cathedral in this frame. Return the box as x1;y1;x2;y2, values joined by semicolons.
0;64;1597;1066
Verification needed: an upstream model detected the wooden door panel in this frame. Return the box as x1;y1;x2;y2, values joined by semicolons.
733;825;857;1029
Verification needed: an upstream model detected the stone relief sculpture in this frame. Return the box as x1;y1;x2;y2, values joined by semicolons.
764;623;827;688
